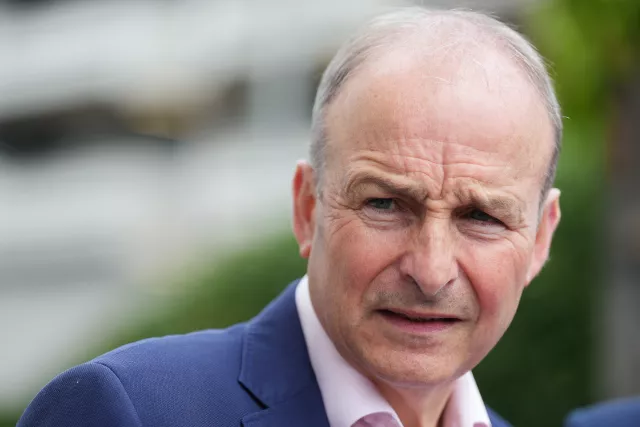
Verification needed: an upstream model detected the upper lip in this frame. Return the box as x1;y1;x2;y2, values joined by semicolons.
381;308;461;321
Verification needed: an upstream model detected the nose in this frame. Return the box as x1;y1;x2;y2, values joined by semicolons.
399;217;458;297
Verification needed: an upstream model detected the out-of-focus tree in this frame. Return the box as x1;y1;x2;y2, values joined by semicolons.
528;0;640;400
527;0;639;118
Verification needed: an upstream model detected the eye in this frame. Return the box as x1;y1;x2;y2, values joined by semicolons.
468;209;502;224
366;198;395;210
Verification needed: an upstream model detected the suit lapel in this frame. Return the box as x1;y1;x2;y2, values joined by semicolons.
241;386;330;427
238;280;330;427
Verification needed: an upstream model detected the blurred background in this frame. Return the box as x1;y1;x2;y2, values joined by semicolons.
0;0;638;426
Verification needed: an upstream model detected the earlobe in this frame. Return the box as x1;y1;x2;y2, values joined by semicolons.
292;161;317;259
526;189;561;283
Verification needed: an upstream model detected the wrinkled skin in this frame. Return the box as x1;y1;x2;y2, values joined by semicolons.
293;41;561;426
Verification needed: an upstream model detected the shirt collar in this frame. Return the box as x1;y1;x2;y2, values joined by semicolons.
295;275;491;427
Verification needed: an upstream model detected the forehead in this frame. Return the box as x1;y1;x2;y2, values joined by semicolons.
323;42;553;196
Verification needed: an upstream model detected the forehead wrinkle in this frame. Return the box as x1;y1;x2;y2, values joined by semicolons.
349;139;500;169
340;142;520;201
342;147;444;198
342;168;429;203
354;145;510;186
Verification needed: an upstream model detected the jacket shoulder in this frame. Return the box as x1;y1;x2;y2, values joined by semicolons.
18;361;142;427
95;325;247;375
19;325;257;427
564;397;640;427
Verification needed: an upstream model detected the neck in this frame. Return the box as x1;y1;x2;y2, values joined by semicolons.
374;381;454;427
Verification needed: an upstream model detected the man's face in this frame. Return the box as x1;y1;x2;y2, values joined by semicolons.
293;46;561;389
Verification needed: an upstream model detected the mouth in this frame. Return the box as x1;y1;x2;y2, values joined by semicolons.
377;309;461;333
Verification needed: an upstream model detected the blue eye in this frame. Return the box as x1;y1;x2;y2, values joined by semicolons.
367;198;395;210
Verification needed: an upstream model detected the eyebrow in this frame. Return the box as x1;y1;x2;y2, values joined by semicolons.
345;174;428;202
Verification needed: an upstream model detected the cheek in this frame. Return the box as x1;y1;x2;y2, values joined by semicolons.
460;240;532;328
322;212;406;298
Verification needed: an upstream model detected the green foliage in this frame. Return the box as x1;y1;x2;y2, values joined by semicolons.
525;0;640;116
0;413;20;427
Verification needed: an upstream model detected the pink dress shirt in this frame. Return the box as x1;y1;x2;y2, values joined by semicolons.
295;276;491;427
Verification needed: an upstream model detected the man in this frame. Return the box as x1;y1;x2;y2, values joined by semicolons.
564;397;640;427
18;7;562;427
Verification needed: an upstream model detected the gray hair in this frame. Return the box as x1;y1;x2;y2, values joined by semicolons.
310;8;562;198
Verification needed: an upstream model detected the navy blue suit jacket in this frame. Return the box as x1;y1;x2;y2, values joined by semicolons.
19;280;511;427
564;397;640;427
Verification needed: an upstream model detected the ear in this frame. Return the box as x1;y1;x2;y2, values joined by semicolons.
292;161;317;259
526;188;561;283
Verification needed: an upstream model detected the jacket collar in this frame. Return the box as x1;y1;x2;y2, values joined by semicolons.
238;279;330;427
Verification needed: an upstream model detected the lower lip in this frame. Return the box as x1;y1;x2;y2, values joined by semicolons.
377;310;459;334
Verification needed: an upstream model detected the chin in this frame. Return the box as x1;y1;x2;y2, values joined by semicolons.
356;345;469;388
